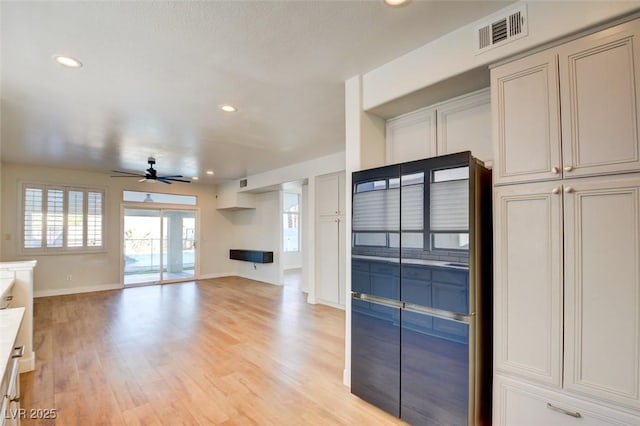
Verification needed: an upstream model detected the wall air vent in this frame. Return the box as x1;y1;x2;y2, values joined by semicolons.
239;179;248;188
476;5;527;53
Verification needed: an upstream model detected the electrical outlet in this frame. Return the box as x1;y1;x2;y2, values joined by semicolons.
66;275;72;281
253;263;257;270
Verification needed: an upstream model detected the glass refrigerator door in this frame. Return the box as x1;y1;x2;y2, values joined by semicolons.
401;309;470;425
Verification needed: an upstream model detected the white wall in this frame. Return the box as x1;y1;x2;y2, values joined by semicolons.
1;162;236;296
363;1;640;110
224;191;282;285
217;151;345;300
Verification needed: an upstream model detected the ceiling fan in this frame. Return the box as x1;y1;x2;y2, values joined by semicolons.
111;157;191;184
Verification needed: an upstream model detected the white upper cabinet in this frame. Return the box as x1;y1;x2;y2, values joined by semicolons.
491;50;561;185
492;18;640;185
437;89;492;165
386;107;437;164
563;175;640;409
316;172;345;216
493;182;563;386
385;89;492;165
558;19;640;178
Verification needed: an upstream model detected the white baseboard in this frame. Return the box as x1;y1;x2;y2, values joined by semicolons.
343;368;350;387
34;283;123;298
197;272;236;280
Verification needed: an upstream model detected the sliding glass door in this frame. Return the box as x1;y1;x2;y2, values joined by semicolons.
123;208;196;286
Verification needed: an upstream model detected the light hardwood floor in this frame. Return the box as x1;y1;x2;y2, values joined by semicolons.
20;277;406;425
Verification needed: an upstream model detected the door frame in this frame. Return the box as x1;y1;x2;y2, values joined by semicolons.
120;203;200;287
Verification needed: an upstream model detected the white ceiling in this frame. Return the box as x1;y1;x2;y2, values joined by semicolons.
1;1;512;183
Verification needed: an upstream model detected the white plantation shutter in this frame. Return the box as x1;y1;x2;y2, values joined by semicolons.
46;189;64;247
23;188;43;248
87;191;103;247
22;184;104;251
430;179;469;231
67;191;84;247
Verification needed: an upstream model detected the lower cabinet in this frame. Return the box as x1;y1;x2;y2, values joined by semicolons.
494;375;639;426
494;174;640;423
316;215;346;307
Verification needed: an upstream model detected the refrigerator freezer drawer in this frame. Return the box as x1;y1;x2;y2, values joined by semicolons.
351;298;401;417
401;309;470;426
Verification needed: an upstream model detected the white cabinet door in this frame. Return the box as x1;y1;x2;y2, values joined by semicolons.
559;19;640;178
317;172;343;216
316;216;339;306
563;175;640;409
491;49;562;185
437;89;492;165
386;107;437;165
494;375;640;426
494;182;563;386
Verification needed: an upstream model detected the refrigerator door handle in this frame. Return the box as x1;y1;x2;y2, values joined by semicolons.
403;303;473;324
352;292;403;309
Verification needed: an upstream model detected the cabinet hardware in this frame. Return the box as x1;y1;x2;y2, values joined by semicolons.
4;296;12;301
552;166;560;174
552;187;560;194
11;345;24;359
546;403;581;418
9;396;20;403
564;187;575;194
563;165;574;172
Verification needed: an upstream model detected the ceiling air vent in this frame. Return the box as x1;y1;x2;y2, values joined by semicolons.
476;5;527;53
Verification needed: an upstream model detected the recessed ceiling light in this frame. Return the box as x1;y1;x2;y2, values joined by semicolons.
220;104;237;113
383;0;409;6
206;170;214;175
192;176;199;181
54;55;83;68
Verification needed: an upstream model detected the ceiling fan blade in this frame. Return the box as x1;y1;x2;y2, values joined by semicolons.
157;175;184;179
163;178;191;183
111;175;145;178
111;170;146;177
138;178;148;183
156;179;172;184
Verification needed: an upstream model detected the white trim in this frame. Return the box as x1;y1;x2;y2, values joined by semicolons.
196;273;236;280
19;352;35;373
34;283;122;298
343;368;350;387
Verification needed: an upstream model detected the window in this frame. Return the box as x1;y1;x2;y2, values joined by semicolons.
352;173;424;249
22;184;105;252
122;190;197;205
430;166;469;251
283;192;300;252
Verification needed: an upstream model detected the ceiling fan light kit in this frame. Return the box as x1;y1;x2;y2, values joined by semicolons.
111;157;191;184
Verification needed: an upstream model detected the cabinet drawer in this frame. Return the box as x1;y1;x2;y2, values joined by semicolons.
432;269;468;286
352;259;370;272
494;375;640;426
402;264;431;280
370;262;400;277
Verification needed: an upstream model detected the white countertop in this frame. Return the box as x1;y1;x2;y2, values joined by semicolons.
352;255;469;270
0;307;24;379
0;276;15;300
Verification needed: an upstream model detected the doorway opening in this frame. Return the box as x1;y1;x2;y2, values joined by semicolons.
123;208;196;286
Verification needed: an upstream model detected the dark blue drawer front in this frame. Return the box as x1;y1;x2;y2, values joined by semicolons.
351;299;400;417
401;310;469;426
352;261;371;294
370;273;400;302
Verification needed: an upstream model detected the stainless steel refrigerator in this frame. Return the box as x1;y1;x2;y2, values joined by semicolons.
350;151;492;426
